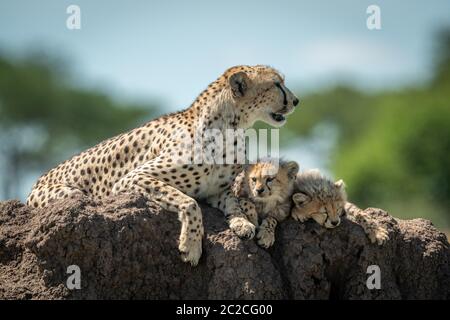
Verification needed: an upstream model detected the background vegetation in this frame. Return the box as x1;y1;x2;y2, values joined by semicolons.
285;30;450;230
0;53;157;199
0;31;448;232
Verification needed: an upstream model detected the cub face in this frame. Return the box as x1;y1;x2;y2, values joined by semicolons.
245;159;299;203
226;65;299;128
291;170;347;229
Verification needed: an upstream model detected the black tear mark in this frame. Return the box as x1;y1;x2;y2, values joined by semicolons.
237;82;244;96
276;83;288;106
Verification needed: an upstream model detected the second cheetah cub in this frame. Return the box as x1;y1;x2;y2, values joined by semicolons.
291;169;346;228
233;159;299;248
292;169;389;244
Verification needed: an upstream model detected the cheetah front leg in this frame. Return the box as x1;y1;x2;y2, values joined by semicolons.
344;203;389;245
207;190;256;240
257;202;290;248
256;217;277;248
238;198;259;227
112;170;203;266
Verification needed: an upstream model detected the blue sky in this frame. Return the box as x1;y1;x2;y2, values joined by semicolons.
1;0;449;110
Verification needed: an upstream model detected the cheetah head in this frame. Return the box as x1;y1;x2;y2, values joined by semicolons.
226;65;299;127
291;172;347;228
246;159;299;204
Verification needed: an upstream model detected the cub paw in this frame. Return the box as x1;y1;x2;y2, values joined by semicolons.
178;238;202;266
370;226;390;245
292;212;309;223
359;219;390;246
229;217;256;240
256;227;275;248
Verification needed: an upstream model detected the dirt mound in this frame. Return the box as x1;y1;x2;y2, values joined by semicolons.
0;194;449;299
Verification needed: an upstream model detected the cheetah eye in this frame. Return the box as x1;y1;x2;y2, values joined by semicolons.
251;177;257;182
266;177;275;182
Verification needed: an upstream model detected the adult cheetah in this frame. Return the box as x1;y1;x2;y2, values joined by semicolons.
27;65;299;265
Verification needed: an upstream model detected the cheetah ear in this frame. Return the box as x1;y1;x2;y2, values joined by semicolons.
335;179;346;190
284;161;299;179
292;192;311;207
229;71;250;98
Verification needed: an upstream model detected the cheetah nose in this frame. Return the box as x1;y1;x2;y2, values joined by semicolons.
293;98;299;107
256;188;265;195
331;220;340;226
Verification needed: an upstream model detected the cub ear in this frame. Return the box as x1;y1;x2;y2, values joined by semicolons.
284;161;299;179
292;192;311;207
229;71;250;98
334;179;346;190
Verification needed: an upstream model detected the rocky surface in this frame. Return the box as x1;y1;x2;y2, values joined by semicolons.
0;194;449;299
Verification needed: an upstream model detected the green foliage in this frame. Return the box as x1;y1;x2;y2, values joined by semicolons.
287;86;377;142
285;31;450;229
0;54;158;199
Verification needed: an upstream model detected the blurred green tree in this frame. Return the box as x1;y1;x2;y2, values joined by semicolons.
285;30;450;229
0;54;158;200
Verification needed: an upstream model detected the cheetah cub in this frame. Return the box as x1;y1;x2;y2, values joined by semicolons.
233;158;299;248
291;169;346;228
291;169;389;244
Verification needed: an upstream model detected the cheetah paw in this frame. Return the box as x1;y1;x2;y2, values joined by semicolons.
362;223;389;245
256;227;275;248
229;217;256;240
356;215;390;246
292;213;309;223
178;238;202;266
369;226;390;245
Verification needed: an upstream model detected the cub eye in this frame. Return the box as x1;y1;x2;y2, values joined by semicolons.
251;177;257;182
266;177;275;182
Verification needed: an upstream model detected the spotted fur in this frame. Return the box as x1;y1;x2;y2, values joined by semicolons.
27;65;300;265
